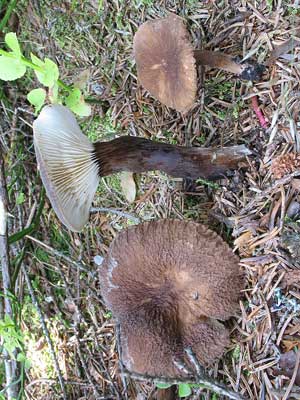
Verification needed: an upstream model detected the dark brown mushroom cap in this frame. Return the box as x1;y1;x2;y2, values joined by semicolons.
182;319;230;367
133;14;197;112
120;315;181;377
100;220;243;322
120;316;230;376
100;220;243;375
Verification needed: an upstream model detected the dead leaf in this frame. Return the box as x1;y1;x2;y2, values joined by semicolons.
234;231;252;248
73;69;91;90
281;231;300;258
120;172;136;203
267;36;300;66
35;337;46;351
282;339;300;353
273;351;300;386
291;179;300;192
283;270;300;287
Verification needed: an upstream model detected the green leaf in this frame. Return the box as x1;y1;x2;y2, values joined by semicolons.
17;353;31;369
0;56;26;81
27;88;46;114
43;58;59;86
24;357;31;370
156;383;172;389
17;353;25;362
16;192;26;205
31;54;59;87
178;383;192;398
5;32;21;56
65;88;91;116
31;53;44;67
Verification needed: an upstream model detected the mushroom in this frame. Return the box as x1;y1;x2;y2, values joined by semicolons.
134;13;264;112
100;219;243;376
33;105;251;231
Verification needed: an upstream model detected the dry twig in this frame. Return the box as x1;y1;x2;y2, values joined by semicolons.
21;263;68;400
0;149;19;399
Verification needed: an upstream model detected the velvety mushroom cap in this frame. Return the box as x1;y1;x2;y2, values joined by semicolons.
101;220;242;321
100;220;243;375
133;14;197;112
121;316;230;376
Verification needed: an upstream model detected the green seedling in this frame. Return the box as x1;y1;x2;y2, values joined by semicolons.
156;383;194;398
0;301;31;400
0;32;91;116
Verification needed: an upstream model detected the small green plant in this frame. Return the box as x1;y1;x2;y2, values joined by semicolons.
0;315;24;358
0;32;91;116
266;0;273;11
196;178;220;190
156;382;219;398
0;310;31;399
156;383;193;398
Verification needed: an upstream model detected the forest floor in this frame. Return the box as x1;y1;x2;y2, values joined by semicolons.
1;0;300;399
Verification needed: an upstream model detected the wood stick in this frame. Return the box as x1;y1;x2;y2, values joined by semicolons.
0;150;19;399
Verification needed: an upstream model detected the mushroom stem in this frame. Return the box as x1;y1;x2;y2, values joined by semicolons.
33;104;251;231
193;50;264;81
93;136;251;180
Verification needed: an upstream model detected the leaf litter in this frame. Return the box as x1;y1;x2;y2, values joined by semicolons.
1;0;300;399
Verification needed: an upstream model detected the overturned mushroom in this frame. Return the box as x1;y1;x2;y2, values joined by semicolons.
33;105;251;231
134;13;264;112
100;220;243;376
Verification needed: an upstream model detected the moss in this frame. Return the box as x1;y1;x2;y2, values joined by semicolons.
81;110;122;142
205;77;234;101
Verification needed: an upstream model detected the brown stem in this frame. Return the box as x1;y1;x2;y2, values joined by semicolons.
194;50;264;81
93;137;250;180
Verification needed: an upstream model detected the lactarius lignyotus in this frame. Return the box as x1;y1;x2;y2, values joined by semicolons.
33;105;251;231
100;220;244;377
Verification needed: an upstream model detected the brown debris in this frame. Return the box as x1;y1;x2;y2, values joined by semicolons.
6;1;300;398
273;351;300;386
271;153;300;179
283;270;300;288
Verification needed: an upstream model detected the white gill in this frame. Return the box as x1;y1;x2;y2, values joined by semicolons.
33;104;99;231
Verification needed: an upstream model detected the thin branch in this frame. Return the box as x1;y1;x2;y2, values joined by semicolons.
73;329;104;399
184;347;205;377
8;188;45;245
90;207;140;224
282;351;300;400
122;369;247;400
173;357;191;376
0;149;19;399
25;235;92;274
116;324;128;400
21;263;68;400
0;0;17;32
